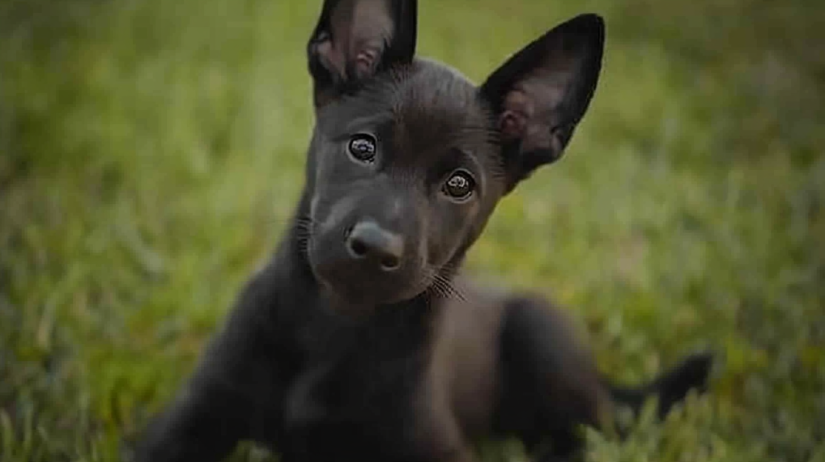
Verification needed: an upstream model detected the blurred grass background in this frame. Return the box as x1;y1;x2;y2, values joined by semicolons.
1;0;824;461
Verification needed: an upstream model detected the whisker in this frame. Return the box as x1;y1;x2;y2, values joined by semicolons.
423;264;468;303
291;216;315;256
432;281;450;301
437;274;467;302
433;275;451;298
424;267;446;300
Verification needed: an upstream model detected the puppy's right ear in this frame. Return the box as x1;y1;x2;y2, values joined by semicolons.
307;0;418;107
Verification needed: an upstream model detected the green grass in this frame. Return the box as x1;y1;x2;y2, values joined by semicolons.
1;0;824;461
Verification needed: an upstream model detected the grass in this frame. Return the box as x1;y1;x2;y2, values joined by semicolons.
1;0;824;461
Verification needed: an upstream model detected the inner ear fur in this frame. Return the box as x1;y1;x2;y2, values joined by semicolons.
307;0;418;106
480;14;605;187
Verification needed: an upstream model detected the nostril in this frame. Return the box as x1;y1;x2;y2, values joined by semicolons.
380;255;400;271
345;221;404;269
348;238;368;258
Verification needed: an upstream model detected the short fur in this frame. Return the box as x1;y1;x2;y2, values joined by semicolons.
132;2;712;461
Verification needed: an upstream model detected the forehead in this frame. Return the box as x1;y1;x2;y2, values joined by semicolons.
317;60;496;167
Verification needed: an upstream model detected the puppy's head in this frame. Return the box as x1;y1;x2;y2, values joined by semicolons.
302;0;604;309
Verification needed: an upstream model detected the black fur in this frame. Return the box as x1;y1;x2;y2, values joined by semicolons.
132;2;712;461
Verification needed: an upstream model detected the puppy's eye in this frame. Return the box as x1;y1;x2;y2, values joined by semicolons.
442;170;475;200
348;134;377;163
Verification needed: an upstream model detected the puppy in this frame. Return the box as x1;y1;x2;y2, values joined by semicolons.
133;1;712;461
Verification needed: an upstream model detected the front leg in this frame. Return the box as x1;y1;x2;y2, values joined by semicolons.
133;260;297;462
133;368;254;462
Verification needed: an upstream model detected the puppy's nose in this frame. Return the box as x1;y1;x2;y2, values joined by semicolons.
345;221;404;271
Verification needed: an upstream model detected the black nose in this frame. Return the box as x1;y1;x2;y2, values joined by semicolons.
345;221;404;271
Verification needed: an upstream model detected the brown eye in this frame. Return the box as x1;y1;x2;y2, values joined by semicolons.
348;134;376;163
443;170;475;200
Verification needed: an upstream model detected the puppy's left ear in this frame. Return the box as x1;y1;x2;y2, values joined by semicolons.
480;14;604;189
307;0;418;107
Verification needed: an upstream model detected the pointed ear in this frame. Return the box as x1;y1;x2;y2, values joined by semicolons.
480;14;605;188
307;0;418;107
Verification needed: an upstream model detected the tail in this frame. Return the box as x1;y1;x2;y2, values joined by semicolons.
607;352;714;422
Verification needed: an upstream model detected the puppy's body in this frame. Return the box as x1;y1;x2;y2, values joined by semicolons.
136;238;602;462
134;3;711;462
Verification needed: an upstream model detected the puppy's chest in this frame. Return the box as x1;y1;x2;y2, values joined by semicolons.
282;318;437;461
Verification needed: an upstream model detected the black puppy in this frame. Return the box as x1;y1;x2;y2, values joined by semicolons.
133;1;712;461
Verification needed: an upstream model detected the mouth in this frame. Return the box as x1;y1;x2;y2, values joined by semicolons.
308;252;434;308
314;268;432;306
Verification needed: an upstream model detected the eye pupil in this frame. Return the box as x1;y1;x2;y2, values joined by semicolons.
348;135;376;162
444;171;475;200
